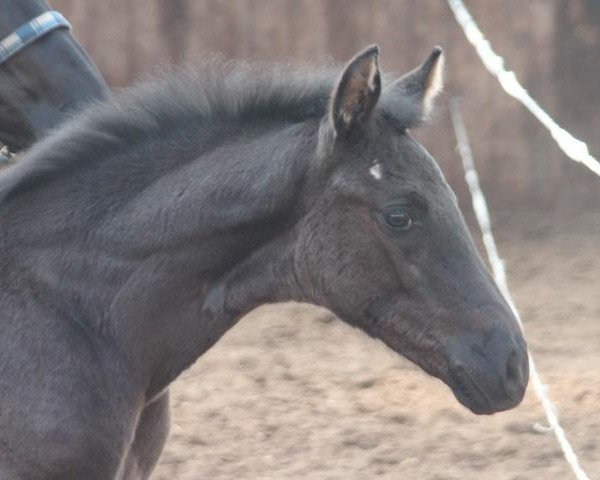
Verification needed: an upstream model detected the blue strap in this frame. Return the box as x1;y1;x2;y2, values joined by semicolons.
0;11;71;65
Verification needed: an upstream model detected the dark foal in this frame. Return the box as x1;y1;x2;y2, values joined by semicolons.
0;46;528;479
0;0;109;155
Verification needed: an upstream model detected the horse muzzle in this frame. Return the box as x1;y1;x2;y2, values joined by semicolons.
444;328;529;415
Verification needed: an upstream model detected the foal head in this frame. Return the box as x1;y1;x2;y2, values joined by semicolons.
295;46;528;414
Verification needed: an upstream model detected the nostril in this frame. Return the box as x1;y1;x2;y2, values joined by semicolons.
506;350;519;382
504;348;528;400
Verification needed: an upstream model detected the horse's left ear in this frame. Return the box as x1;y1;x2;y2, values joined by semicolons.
329;45;382;136
387;47;444;123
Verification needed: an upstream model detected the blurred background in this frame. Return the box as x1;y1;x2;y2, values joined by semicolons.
48;1;600;479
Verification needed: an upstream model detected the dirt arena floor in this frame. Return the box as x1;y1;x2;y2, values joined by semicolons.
152;211;600;480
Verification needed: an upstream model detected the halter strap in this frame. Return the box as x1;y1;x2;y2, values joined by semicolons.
0;11;71;66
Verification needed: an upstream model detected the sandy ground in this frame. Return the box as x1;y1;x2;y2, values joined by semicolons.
152;211;600;480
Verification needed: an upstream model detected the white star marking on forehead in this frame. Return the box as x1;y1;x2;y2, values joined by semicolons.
369;163;382;180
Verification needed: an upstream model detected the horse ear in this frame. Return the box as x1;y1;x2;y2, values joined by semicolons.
388;47;444;123
329;45;382;136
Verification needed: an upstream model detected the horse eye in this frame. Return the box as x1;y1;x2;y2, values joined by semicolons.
383;207;413;230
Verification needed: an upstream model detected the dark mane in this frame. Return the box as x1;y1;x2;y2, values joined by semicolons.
0;57;427;204
0;58;338;203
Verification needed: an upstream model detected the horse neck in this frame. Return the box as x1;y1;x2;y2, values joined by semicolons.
1;119;316;397
107;121;317;395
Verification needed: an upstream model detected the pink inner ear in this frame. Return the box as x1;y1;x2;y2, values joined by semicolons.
339;62;377;120
380;48;444;128
423;53;444;116
331;46;381;134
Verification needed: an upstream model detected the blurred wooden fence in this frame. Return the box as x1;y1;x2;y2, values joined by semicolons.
50;0;600;211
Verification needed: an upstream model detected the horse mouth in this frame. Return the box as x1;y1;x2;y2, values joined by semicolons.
449;367;496;415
